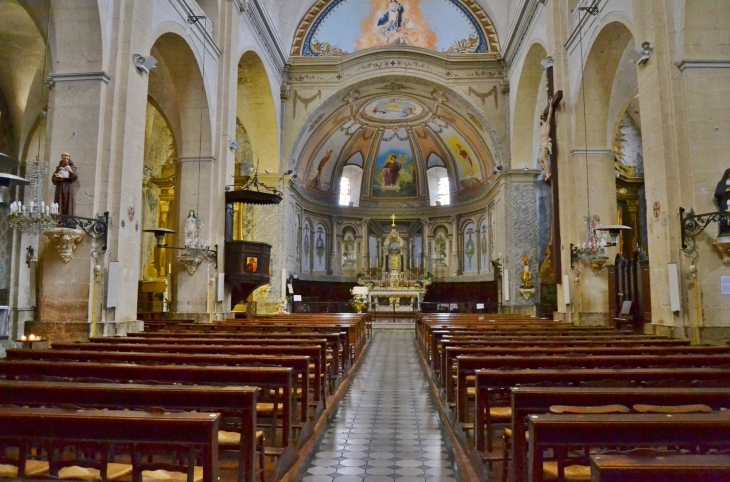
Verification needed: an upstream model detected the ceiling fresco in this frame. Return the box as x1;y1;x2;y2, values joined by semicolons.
293;79;498;202
292;0;501;57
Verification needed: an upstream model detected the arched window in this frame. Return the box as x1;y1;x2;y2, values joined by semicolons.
338;165;363;207
427;166;450;206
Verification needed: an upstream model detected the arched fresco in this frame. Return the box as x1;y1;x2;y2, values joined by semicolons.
292;0;501;56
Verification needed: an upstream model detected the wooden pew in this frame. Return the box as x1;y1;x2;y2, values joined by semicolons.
0;380;258;482
590;453;730;482
5;348;311;425
127;331;343;379
528;412;730;482
456;353;730;422
510;386;730;482
55;342;326;405
0;406;219;482
0;360;295;448
473;367;730;454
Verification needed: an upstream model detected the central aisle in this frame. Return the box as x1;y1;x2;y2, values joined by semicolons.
300;329;459;482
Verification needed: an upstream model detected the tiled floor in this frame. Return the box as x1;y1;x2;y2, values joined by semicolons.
299;329;459;482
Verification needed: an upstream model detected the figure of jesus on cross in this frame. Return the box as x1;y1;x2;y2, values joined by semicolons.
538;94;562;183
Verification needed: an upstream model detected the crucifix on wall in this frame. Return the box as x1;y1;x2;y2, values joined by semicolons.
538;58;563;284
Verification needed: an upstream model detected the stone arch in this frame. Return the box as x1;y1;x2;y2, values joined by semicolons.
50;0;103;72
512;42;548;169
574;21;635;150
148;32;213;160
237;51;279;173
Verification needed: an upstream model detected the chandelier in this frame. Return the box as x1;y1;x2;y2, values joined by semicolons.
570;215;610;272
6;161;58;233
144;210;218;276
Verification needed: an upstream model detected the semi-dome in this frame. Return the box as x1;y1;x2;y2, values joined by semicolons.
292;78;499;206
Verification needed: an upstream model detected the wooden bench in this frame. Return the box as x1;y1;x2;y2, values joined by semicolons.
5;348;312;425
510;386;730;482
590;453;730;482
0;380;258;482
54;342;326;407
0;406;219;482
473;367;730;454
0;360;295;448
456;353;730;423
528;412;730;482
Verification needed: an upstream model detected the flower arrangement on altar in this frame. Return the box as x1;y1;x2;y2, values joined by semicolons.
350;294;368;313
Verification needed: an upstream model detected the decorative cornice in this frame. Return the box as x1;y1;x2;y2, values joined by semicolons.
571;149;614;156
502;0;543;68
677;60;730;71
47;72;111;85
238;0;286;80
177;156;216;163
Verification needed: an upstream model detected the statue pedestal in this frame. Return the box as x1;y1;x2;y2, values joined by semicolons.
44;228;84;264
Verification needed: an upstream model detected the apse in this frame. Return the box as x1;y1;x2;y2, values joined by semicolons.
292;77;498;208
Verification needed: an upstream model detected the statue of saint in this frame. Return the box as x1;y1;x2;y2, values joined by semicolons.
715;168;730;236
52;152;78;216
520;255;533;289
538;99;555;182
183;210;201;248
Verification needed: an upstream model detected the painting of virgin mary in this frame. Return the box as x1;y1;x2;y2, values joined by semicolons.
377;1;406;44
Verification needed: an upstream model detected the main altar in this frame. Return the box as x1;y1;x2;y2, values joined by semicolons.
357;218;431;320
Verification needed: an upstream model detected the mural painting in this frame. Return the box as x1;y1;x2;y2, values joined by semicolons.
363;97;423;121
440;125;483;190
479;218;489;272
463;222;476;273
302;221;311;271
303;0;493;56
314;223;327;271
342;229;357;267
372;134;417;198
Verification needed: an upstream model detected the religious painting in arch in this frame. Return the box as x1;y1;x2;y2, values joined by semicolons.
412;235;423;271
342;228;357;268
463;222;477;273
297;0;500;56
439;126;484;190
363;97;424;121
433;226;448;267
314;223;327;272
372;133;417;198
302;220;312;271
479;218;489;272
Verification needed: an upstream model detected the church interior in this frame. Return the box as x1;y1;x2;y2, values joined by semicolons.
0;0;729;481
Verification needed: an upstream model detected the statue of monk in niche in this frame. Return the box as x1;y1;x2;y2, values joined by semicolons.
52;152;78;216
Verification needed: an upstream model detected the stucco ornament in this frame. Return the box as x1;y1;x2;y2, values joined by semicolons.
44;228;84;264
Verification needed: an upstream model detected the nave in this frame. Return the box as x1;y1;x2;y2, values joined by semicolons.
300;329;457;482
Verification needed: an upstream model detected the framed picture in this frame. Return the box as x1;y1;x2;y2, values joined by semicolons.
246;257;258;273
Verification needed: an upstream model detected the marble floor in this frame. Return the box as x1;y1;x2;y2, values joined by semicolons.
299;329;459;482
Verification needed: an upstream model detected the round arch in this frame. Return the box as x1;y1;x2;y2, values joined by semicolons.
237;51;279;173
512;42;548;169
148;32;213;160
574;21;635;150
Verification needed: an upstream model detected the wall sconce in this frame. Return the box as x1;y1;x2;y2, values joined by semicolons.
680;206;730;265
143;222;218;273
229;140;242;151
133;54;158;74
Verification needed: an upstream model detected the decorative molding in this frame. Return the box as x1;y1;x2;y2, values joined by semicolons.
179;256;203;275
292;90;322;119
502;0;543;67
44;228;84;264
177;156;216;163
677;60;730;71
47;72;111;86
239;0;286;80
468;85;499;109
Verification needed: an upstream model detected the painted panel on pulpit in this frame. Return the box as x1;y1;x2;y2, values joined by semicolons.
479;218;489;272
302;220;312;271
314;223;327;272
463;222;477;273
372;133;417;198
301;0;495;56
